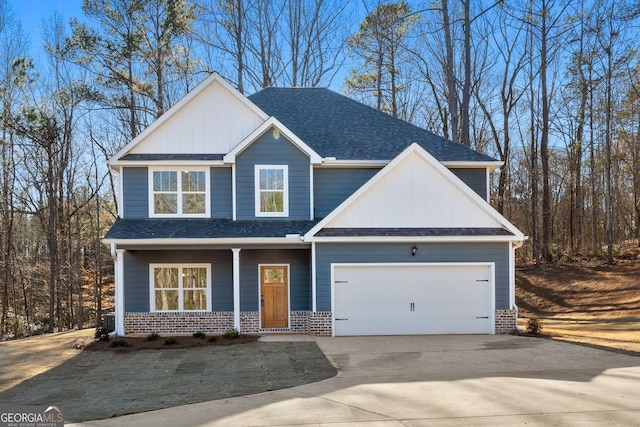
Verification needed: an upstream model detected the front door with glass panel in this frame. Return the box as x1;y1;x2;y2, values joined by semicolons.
260;265;289;328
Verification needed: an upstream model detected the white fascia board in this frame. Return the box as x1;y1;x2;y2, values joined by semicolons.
305;142;525;240
306;235;524;243
109;72;269;163
115;166;123;218
319;159;389;168
442;160;504;171
109;160;226;167
103;237;309;246
223;117;322;164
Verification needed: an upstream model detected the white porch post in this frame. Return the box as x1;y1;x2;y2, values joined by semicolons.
232;248;241;331
115;249;125;336
311;242;317;312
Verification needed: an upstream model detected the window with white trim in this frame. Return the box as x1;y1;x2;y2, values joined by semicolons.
150;168;209;217
255;165;288;217
150;264;211;311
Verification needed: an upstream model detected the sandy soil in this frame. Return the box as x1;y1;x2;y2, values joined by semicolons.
0;329;92;391
516;260;640;354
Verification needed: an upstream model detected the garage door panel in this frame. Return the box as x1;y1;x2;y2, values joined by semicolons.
333;264;493;336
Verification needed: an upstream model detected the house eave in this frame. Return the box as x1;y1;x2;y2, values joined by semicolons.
305;235;525;243
442;160;504;171
103;236;309;246
109;159;226;167
319;159;389;168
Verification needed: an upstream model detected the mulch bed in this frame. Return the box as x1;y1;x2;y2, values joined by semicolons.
70;333;259;352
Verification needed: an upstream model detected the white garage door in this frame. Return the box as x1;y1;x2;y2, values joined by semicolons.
333;263;494;336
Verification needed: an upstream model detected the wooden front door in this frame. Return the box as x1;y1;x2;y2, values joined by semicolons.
260;265;289;328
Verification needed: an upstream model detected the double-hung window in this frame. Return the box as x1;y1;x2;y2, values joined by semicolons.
150;168;209;217
255;165;288;217
150;264;211;312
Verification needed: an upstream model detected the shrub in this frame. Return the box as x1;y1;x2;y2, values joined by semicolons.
206;336;218;343
164;337;178;345
527;317;543;334
223;328;240;339
95;327;109;342
145;332;160;341
110;338;129;347
192;331;206;339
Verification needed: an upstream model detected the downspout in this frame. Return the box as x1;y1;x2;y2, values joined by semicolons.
512;238;526;332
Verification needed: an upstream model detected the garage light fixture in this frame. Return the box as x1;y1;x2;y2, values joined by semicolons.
411;245;417;256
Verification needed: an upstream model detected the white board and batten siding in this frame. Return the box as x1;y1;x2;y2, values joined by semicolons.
331;263;495;336
325;152;503;229
130;81;265;155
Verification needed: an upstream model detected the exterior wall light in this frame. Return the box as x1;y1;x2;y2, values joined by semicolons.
412;245;418;256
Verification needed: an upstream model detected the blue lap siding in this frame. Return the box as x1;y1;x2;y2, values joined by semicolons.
450;168;487;200
313;168;380;218
124;250;233;312
123;249;310;313
122;167;148;218
210;167;233;218
314;242;511;311
235;131;311;220
122;167;233;219
238;249;311;311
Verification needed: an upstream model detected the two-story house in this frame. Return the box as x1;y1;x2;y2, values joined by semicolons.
104;72;525;337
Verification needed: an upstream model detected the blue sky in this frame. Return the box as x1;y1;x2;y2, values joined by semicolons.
11;0;83;52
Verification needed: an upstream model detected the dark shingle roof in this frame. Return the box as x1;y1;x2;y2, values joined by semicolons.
104;218;319;240
249;88;496;162
315;228;514;237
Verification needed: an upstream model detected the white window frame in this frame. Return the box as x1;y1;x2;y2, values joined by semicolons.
148;167;210;218
254;165;289;217
149;263;212;312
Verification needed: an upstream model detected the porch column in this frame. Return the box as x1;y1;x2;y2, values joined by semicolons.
115;249;125;336
232;248;241;331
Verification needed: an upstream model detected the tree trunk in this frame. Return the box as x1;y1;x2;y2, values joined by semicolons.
604;43;614;264
540;1;552;263
442;0;458;143
461;0;471;147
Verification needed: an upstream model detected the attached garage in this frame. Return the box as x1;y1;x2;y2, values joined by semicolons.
332;263;495;336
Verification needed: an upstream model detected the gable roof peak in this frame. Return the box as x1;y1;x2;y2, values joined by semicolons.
110;72;268;164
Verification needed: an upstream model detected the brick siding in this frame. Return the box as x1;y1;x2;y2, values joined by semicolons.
124;310;514;336
495;309;517;334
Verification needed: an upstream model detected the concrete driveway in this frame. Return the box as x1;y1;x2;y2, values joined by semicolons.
72;335;640;426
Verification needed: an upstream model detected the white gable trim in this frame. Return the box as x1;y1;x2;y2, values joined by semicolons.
223;117;322;164
304;142;525;241
109;72;268;165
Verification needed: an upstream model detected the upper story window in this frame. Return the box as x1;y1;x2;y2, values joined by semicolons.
149;168;209;217
255;165;288;217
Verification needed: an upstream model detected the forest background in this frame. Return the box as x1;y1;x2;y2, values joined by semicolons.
0;0;638;338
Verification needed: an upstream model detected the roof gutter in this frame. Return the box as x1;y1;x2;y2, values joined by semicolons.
103;236;309;246
305;235;525;243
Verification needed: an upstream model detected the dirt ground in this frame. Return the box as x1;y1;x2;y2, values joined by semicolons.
516;259;640;354
0;329;93;392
